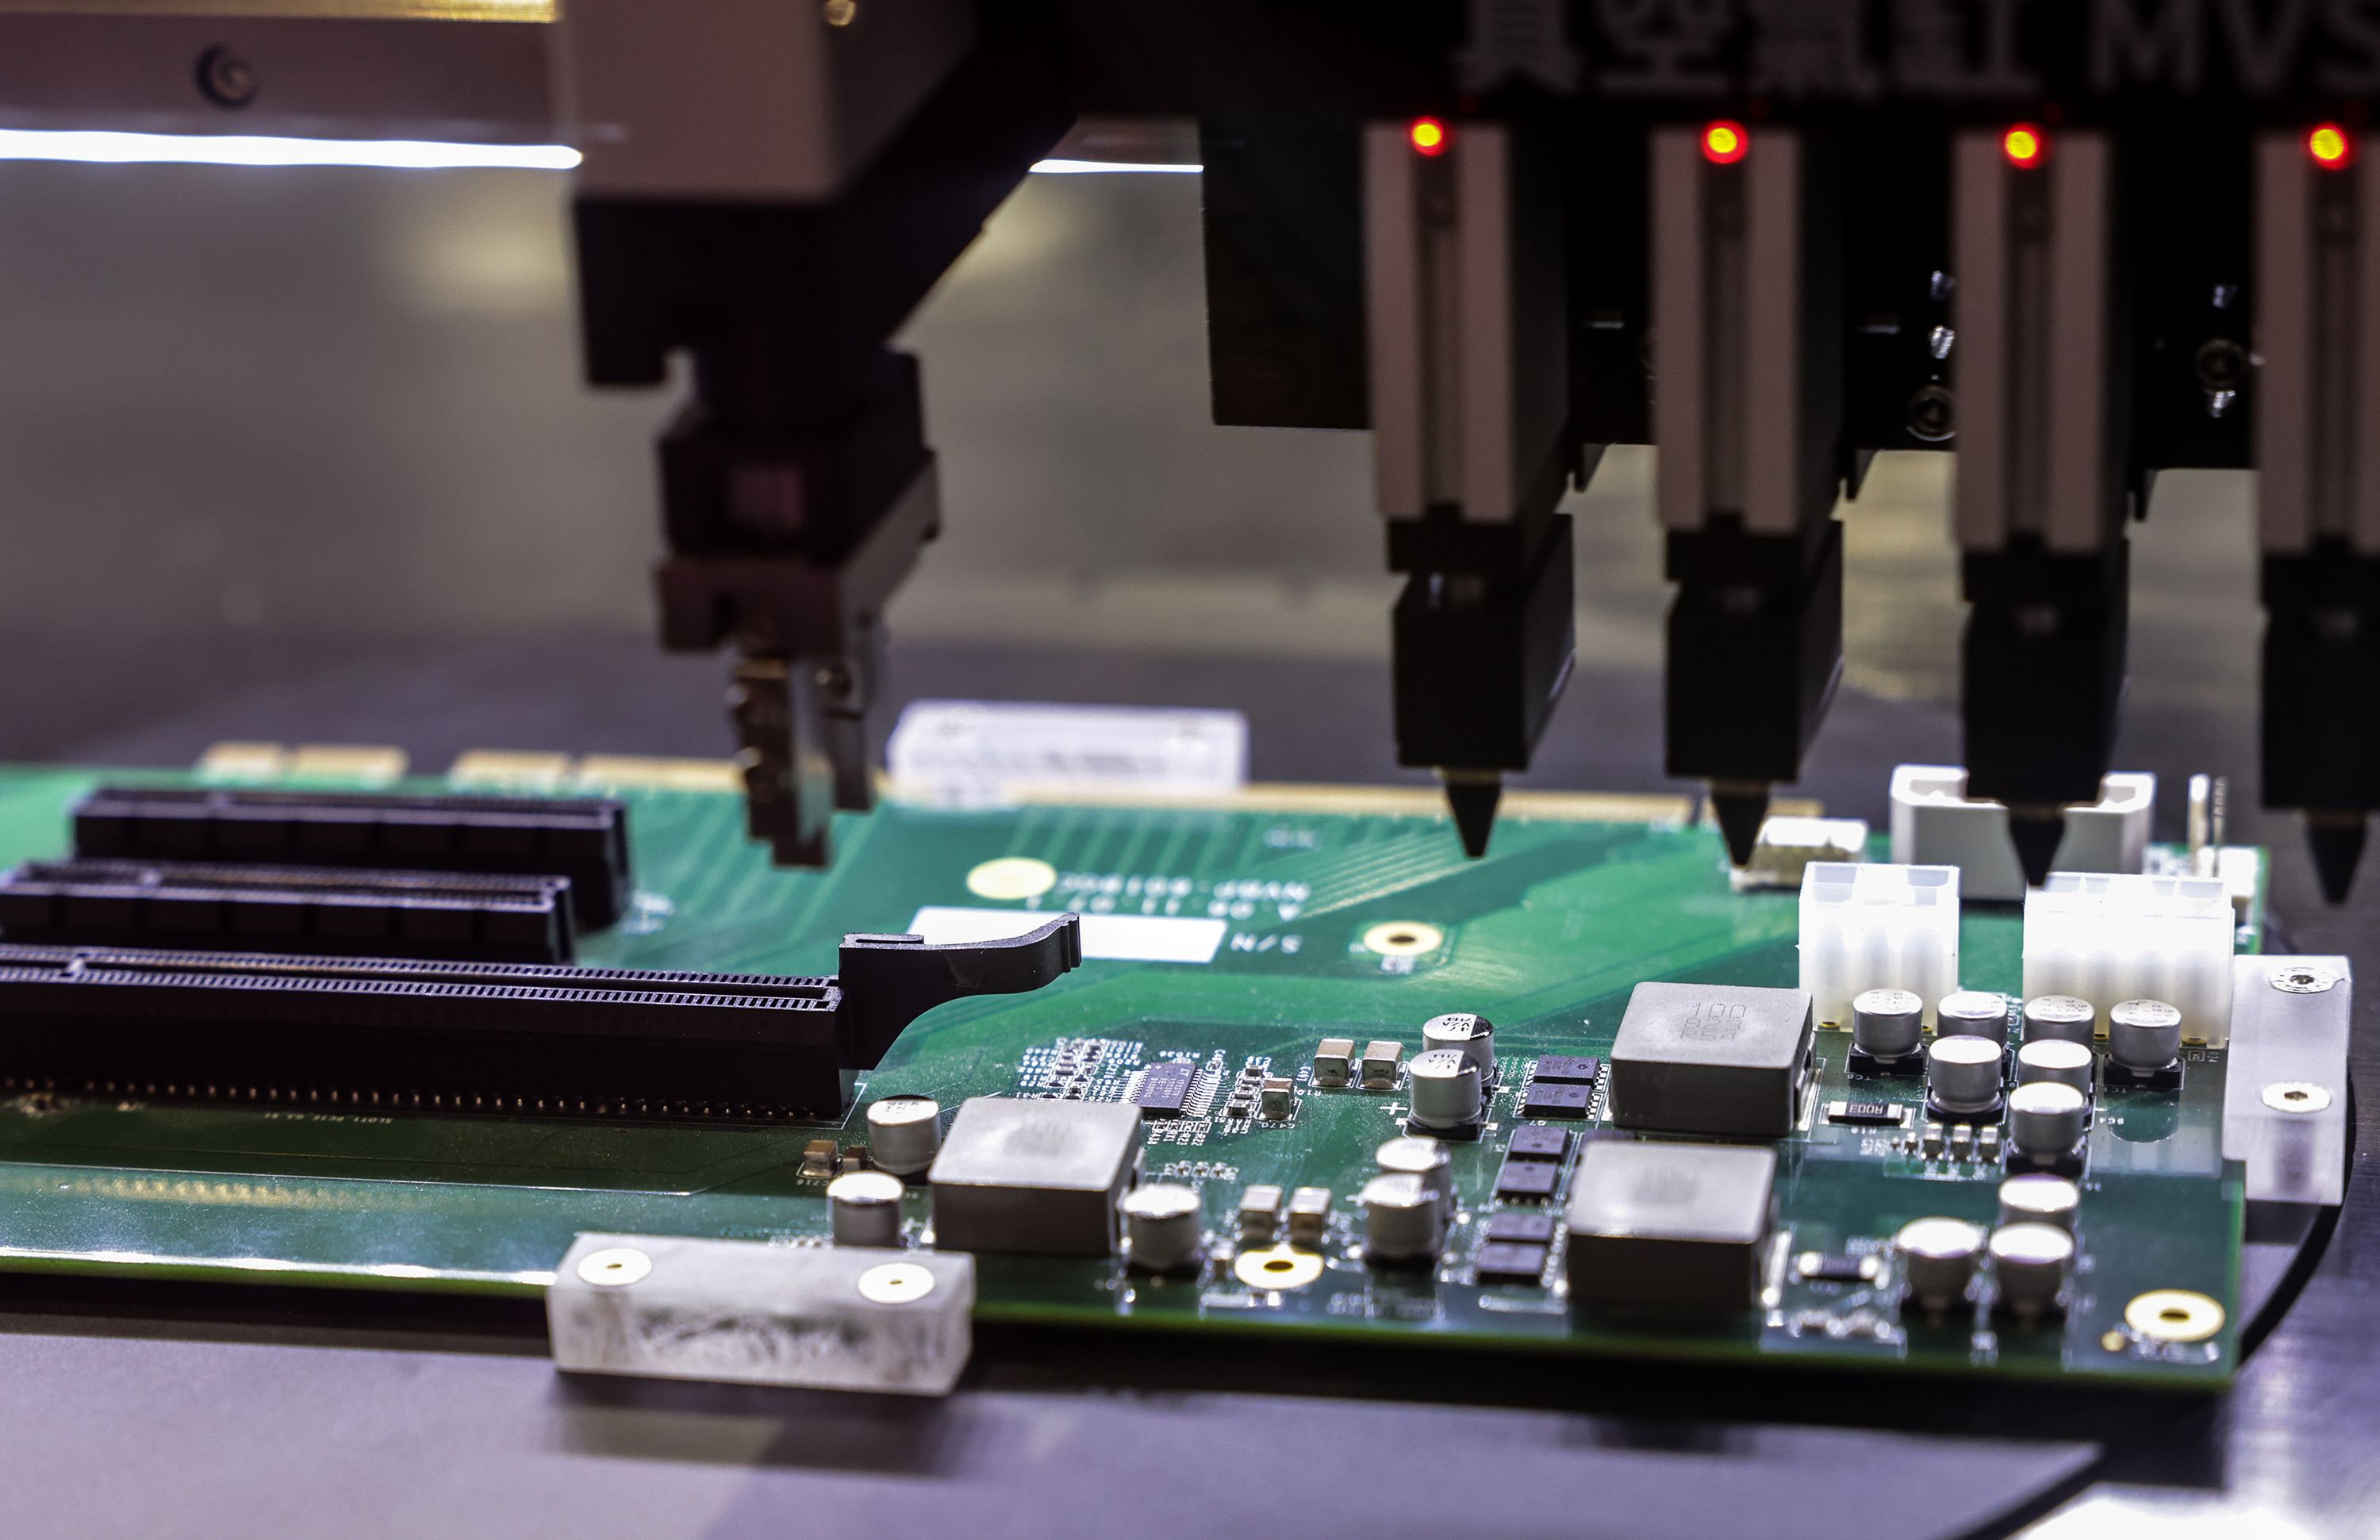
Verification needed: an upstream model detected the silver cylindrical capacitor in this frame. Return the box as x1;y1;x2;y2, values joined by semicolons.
1421;1013;1496;1080
1998;1173;2081;1231
1407;1047;1484;1130
826;1169;908;1248
2008;1081;2089;1161
2108;998;2184;1071
1926;1035;2006;1114
1359;1173;1443;1262
2015;1037;2095;1095
1852;988;1925;1061
866;1095;942;1176
1120;1183;1205;1273
1897;1216;1987;1314
1937;990;2012;1044
1376;1135;1453;1204
1989;1221;2075;1319
2021;994;2097;1045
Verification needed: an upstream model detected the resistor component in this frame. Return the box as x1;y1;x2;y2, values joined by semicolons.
1937;990;2012;1044
2021;994;2097;1045
2015;1037;2094;1094
865;1095;942;1176
1121;1183;1206;1273
1421;1013;1497;1080
2007;1081;2089;1162
1896;1215;1986;1315
1376;1135;1453;1204
1852;988;1925;1061
1359;1173;1443;1262
1989;1221;2075;1319
1998;1173;2081;1230
2108;997;2184;1072
1408;1047;1484;1130
826;1169;907;1248
1926;1035;2006;1114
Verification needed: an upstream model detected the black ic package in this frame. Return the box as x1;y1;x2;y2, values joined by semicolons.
1506;1126;1569;1162
1495;1161;1560;1200
1134;1061;1196;1116
1485;1212;1557;1245
1475;1242;1550;1284
1534;1054;1600;1085
1522;1081;1593;1119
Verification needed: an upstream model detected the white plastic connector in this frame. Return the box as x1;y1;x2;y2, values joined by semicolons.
1730;815;1869;892
2022;873;2235;1046
1889;766;2154;901
1799;862;1961;1029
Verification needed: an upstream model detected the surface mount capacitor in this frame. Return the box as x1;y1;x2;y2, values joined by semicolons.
2015;1037;2094;1094
1422;1013;1498;1079
1376;1135;1453;1204
1998;1173;2081;1231
826;1169;908;1248
1989;1222;2075;1319
1937;990;2012;1044
1408;1047;1484;1130
1359;1173;1443;1262
1897;1216;1987;1314
2021;994;2098;1046
866;1095;942;1176
1121;1183;1205;1273
1926;1035;2006;1115
2108;998;2185;1072
1852;988;1925;1061
2007;1081;2090;1162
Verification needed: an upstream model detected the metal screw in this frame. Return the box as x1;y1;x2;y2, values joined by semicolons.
1928;325;1956;361
2261;1080;2333;1114
2271;964;2342;994
1906;385;1956;443
2195;337;2248;390
577;1246;653;1287
196;46;258;109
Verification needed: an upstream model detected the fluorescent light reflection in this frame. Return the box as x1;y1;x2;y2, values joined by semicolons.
0;129;581;170
1031;158;1202;175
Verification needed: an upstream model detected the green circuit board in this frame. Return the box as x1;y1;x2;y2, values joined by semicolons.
0;762;2251;1388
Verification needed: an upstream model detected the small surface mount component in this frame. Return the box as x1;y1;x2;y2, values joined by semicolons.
927;1096;1144;1257
1506;1126;1569;1161
1607;982;1814;1137
1798;861;1960;1029
1236;1183;1285;1245
1520;1081;1593;1119
1311;1036;1356;1087
1258;1075;1296;1119
1826;1099;1906;1127
71;785;635;927
1474;1241;1550;1285
1795;1251;1882;1285
1120;1184;1205;1273
1566;1141;1777;1314
1358;1039;1403;1089
0;858;576;964
1286;1185;1332;1246
1532;1054;1600;1085
1484;1211;1557;1246
1131;1060;1198;1118
1493;1160;1560;1202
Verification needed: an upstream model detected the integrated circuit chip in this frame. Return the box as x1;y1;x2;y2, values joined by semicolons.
1474;1242;1550;1284
1533;1054;1601;1085
1521;1081;1593;1119
1565;1140;1777;1313
1607;982;1814;1137
928;1096;1144;1257
1494;1161;1560;1201
1506;1126;1569;1162
1484;1211;1557;1245
1133;1060;1196;1117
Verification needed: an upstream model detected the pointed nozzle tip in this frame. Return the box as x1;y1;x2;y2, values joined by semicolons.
2006;808;2067;889
2305;812;2368;906
1708;785;1771;868
1441;773;1503;859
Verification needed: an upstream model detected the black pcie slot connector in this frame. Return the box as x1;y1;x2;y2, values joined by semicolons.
0;916;1080;1122
71;785;633;927
0;859;574;965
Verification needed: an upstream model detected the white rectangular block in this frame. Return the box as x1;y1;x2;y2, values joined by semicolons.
549;1235;973;1395
2022;873;2235;1046
1798;862;1961;1029
2223;956;2351;1207
1889;765;2154;901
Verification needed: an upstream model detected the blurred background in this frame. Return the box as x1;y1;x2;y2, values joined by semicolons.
0;157;2267;839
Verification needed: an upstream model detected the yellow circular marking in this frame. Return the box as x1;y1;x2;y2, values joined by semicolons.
1234;1245;1324;1291
967;857;1058;901
2125;1289;2225;1344
1362;920;1445;958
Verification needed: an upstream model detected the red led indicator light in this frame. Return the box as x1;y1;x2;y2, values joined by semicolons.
2002;125;2048;170
2309;124;2355;170
1409;117;1449;157
1701;121;1749;166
